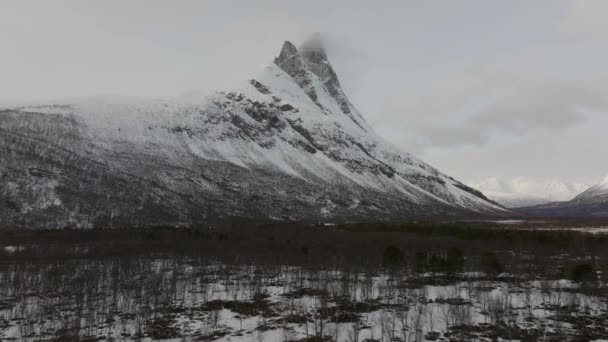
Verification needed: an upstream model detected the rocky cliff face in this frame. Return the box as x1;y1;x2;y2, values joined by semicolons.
0;39;504;229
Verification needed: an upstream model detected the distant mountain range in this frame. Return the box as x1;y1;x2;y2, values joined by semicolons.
469;177;590;208
518;175;608;217
0;36;504;229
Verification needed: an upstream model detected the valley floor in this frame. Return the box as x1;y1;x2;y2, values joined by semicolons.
2;220;608;341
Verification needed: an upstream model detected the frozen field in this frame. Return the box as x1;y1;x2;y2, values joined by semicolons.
2;223;608;341
1;259;607;341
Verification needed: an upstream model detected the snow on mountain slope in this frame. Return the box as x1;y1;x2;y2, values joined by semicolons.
0;38;504;228
518;175;608;217
469;177;589;208
574;175;608;200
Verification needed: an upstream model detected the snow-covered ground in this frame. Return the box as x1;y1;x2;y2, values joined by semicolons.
523;227;608;234
1;261;606;341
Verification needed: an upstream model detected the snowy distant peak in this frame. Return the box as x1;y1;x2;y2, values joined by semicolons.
471;177;589;198
520;174;608;217
574;174;608;200
469;177;590;208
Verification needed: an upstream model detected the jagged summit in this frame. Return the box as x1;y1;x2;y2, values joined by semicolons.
275;41;300;65
273;35;334;85
298;34;332;73
276;33;327;61
272;36;367;129
299;34;332;73
273;39;330;118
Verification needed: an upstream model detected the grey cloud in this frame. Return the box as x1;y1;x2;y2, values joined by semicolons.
564;0;608;40
426;114;608;183
475;78;607;134
376;73;608;153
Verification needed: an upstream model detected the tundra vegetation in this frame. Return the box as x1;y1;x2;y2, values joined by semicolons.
1;220;608;341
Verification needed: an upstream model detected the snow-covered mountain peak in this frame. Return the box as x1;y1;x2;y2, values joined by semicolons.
274;40;309;78
0;38;505;228
299;41;335;85
297;35;364;126
276;41;300;64
298;34;336;85
269;38;370;132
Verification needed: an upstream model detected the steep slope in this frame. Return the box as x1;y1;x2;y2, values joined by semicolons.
0;39;504;229
519;175;608;217
469;177;589;208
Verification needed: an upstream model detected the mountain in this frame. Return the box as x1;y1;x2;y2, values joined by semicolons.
469;177;589;208
518;175;608;217
574;175;608;201
0;38;504;229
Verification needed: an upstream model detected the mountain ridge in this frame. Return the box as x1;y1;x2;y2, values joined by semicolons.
469;177;590;208
574;175;608;201
518;175;608;217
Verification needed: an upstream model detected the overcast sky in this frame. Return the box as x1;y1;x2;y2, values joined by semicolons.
1;0;607;185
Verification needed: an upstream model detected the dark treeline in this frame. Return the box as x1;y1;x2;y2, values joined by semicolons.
2;220;608;281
